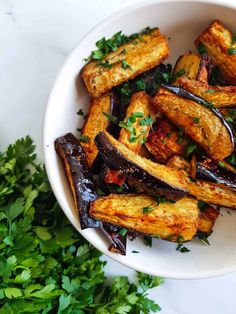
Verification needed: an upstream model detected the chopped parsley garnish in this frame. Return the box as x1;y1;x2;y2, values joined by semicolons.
205;89;217;94
85;27;155;63
166;132;172;138
176;68;186;77
132;250;139;253
143;235;152;247
226;153;236;166
154;195;170;205
186;143;197;156
132;112;145;118
79;135;90;143
121;60;131;69
135;78;146;91
179;246;190;253
198;233;210;245
143;206;154;214
153;234;161;239
161;72;171;84
103;112;119;124
92;49;105;60
171;68;186;82
228;47;236;55
77;108;84;115
192;117;200;123
119;112;149;143
97;189;106;196
232;35;236;45
218;161;225;168
140;116;153;126
225;116;234;123
178;127;184;143
119;120;134;133
119;228;128;236
107;183;125;194
199;99;214;109
198;200;209;211
97;60;112;68
197;42;207;55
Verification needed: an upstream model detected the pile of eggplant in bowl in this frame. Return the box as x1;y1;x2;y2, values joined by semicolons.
44;1;236;279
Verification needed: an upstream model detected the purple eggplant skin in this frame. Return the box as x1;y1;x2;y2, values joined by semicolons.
196;159;236;190
107;89;121;139
162;84;235;149
196;54;214;82
94;132;187;201
55;133;100;229
102;222;126;255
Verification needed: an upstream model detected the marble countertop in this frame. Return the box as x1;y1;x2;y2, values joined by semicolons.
1;0;236;313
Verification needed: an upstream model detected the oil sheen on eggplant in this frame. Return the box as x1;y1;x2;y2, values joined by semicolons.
95;131;188;201
196;159;236;190
55;133;100;229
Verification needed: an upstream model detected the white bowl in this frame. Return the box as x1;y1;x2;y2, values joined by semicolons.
44;0;236;279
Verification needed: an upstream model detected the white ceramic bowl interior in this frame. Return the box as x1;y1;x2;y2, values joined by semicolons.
44;0;236;279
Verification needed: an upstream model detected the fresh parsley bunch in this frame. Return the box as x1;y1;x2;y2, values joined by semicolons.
0;136;163;313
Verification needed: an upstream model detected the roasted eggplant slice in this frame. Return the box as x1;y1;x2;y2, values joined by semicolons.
95;131;188;200
172;53;201;86
153;86;234;160
195;158;236;190
198;205;219;236
167;155;236;209
82;28;170;97
90;194;199;241
179;77;236;108
80;94;111;168
102;222;126;255
55;133;100;229
145;120;188;163
195;20;236;85
105;92;154;186
167;155;191;175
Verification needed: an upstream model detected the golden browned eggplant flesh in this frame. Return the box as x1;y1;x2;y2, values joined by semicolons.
55;21;236;255
80;93;111;167
195;20;236;85
152;87;234;160
90;194;199;241
172;53;201;86
82;28;170;97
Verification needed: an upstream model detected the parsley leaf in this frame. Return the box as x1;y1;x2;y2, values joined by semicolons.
0;136;164;313
228;48;236;55
102;112;119;124
186;143;197;156
121;60;131;69
79;135;90;143
140;116;153;126
143;206;154;214
197;42;207;55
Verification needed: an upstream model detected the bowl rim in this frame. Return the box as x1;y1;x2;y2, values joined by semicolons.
43;0;236;279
